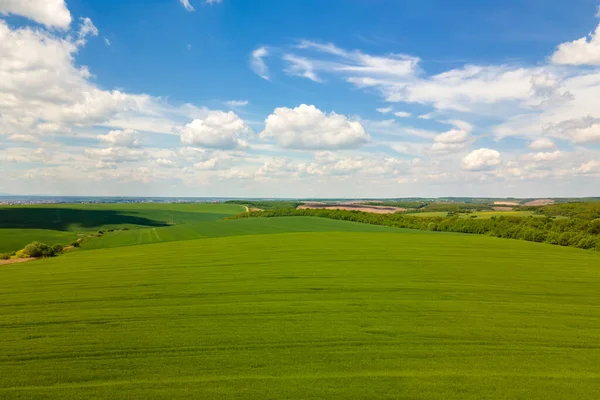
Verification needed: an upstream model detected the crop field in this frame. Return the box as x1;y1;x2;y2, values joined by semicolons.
83;216;427;250
0;203;244;252
1;227;600;399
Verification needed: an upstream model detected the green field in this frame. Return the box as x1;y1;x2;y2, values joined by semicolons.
0;203;244;252
83;216;426;250
1;228;600;399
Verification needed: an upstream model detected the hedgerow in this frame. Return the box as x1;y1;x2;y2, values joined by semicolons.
226;209;600;251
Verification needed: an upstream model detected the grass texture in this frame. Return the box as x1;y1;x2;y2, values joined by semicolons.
1;231;599;399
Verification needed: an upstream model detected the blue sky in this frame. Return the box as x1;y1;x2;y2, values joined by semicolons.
1;0;600;197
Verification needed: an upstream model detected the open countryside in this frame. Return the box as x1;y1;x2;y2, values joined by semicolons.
3;0;600;398
1;199;600;399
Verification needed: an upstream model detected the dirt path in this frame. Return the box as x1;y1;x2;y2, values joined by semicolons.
0;257;36;266
298;204;405;214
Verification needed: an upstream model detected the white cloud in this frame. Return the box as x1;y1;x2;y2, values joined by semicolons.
104;37;111;46
0;19;161;140
394;111;411;118
376;107;392;114
569;121;600;144
575;160;599;174
225;100;249;107
462;148;501;171
180;0;195;11
551;23;600;66
525;151;562;162
179;110;250;149
98;129;141;148
431;129;471;153
251;46;269;80
8;134;38;143
205;0;222;4
84;147;147;163
283;54;321;82
156;158;177;167
0;0;71;29
75;17;98;46
260;104;371;150
529;137;556;150
544;116;600;144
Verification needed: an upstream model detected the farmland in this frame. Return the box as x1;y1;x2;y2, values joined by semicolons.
1;230;600;399
0;203;244;253
1;201;600;399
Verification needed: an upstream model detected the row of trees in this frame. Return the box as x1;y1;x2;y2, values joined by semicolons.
226;209;600;251
520;202;600;220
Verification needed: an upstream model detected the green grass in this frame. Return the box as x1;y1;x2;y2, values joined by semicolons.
0;203;244;252
1;232;599;399
0;229;80;253
82;216;427;250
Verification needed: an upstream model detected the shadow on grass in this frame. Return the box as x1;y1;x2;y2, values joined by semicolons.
0;208;169;231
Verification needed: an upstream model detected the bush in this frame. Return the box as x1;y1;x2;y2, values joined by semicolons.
0;252;13;260
18;241;63;258
52;244;64;255
71;241;80;248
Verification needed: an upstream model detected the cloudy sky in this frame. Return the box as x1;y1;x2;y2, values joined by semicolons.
1;0;600;198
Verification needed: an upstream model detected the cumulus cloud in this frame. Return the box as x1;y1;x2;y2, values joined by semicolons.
575;160;599;174
529;137;556;150
394;111;411;118
84;147;147;163
260;104;371;150
524;151;562;162
376;107;392;114
179;111;250;149
551;23;600;66
251;46;270;80
545;117;600;144
98;129;141;148
0;19;162;140
156;158;177;167
431;129;471;153
461;148;501;171
0;0;71;29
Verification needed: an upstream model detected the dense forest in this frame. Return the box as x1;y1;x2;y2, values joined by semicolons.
227;208;600;251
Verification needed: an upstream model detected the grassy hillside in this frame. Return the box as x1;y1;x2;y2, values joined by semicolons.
0;203;244;252
1;232;599;399
83;216;426;250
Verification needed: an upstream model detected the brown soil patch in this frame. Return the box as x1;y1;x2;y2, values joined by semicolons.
298;204;405;214
523;199;555;206
494;201;519;206
0;257;36;266
493;207;514;211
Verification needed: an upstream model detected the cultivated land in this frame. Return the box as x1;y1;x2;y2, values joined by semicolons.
0;203;244;253
1;201;600;398
1;231;600;399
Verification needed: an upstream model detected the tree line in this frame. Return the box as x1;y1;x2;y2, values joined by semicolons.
226;208;600;251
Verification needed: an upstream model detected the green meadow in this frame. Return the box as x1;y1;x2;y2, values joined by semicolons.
0;203;244;252
1;231;600;399
1;203;600;399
